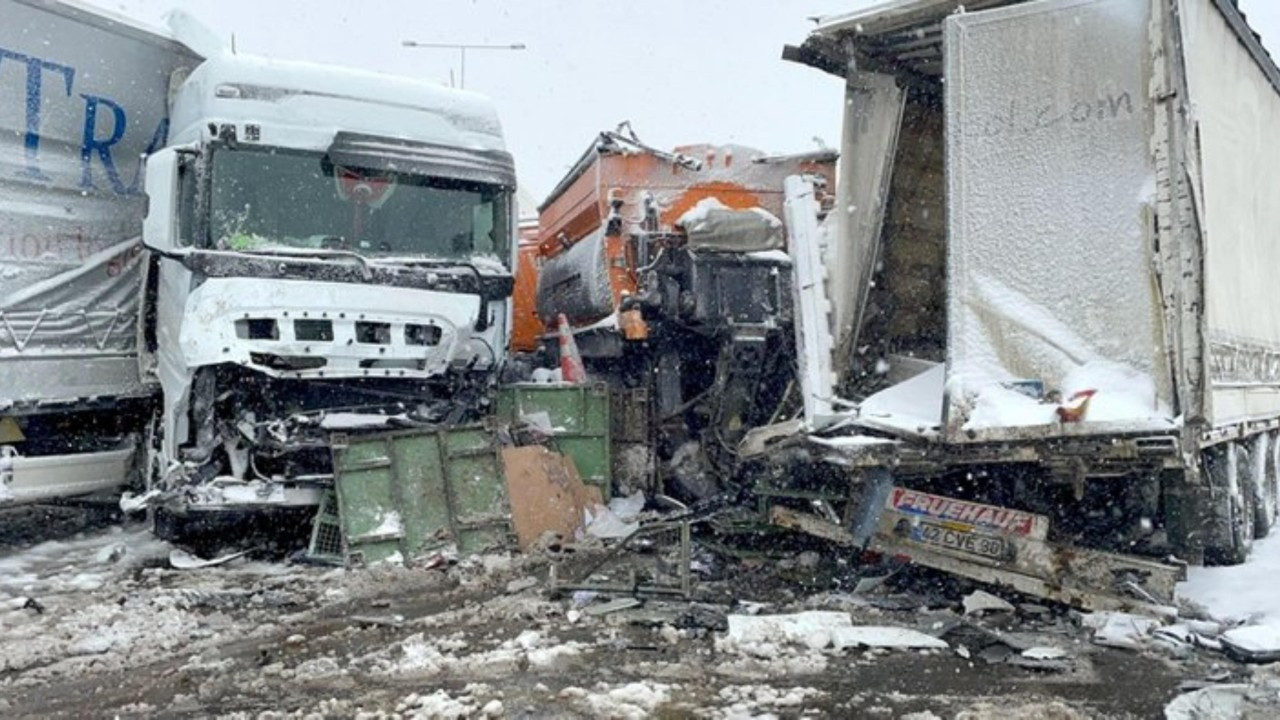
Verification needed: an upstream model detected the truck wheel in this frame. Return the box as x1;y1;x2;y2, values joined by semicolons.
1229;486;1256;563
1206;444;1254;565
1253;434;1277;538
1260;431;1280;536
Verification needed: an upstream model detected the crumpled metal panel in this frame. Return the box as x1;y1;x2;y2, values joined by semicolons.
329;425;512;566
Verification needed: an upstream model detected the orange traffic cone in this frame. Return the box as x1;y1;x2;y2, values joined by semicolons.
557;313;588;384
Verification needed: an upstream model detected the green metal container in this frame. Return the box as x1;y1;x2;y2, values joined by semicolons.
322;425;511;566
496;383;612;496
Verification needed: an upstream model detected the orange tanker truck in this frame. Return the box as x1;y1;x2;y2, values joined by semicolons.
515;126;835;498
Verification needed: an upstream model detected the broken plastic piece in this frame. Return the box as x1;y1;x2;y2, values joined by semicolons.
169;548;249;569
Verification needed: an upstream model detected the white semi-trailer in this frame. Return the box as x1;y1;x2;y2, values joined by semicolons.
0;0;195;505
759;0;1280;607
2;1;516;536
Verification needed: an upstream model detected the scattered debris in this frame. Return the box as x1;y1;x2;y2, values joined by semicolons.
350;615;405;628
1007;646;1073;672
963;589;1015;616
584;597;643;616
1220;625;1280;663
118;490;160;514
505;577;539;594
1164;684;1255;719
1020;646;1068;660
1083;611;1162;651
168;549;248;570
584;504;639;539
502;445;601;550
830;626;949;651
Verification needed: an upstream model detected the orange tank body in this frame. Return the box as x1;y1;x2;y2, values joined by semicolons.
515;131;836;338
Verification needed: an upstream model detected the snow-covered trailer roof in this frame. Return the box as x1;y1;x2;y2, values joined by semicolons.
791;0;1279;95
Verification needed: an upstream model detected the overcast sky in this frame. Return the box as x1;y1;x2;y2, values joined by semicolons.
81;0;1280;203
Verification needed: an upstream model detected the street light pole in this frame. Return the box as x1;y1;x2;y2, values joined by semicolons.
400;41;526;89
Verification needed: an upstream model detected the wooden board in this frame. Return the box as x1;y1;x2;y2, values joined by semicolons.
502;446;603;550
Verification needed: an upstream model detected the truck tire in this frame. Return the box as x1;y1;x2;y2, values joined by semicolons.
1206;444;1254;565
1229;486;1257;564
1258;432;1280;538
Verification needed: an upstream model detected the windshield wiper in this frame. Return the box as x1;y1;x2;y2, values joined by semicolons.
223;246;373;280
373;256;480;270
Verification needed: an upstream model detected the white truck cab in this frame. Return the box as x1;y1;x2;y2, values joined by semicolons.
141;53;516;528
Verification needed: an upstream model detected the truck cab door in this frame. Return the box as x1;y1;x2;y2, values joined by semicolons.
142;147;198;459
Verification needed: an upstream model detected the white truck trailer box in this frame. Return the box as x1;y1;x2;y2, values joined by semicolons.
777;0;1280;567
1;0;198;504
1;0;196;402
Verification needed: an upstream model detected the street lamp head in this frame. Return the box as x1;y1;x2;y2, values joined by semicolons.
401;40;417;47
510;43;527;50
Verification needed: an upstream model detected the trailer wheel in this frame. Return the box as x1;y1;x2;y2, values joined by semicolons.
1229;485;1257;563
1258;432;1280;538
1206;443;1254;565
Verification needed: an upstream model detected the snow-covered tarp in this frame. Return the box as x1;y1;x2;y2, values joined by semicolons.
676;198;784;253
942;0;1173;439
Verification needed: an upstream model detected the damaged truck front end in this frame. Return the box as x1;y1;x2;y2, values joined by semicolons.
138;71;516;535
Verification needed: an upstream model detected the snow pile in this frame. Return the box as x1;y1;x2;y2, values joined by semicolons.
414;591;562;630
371;629;585;677
953;700;1088;720
720;611;946;654
721;611;853;655
559;681;673;720
1164;685;1253;720
291;656;344;680
715;684;825;717
714;611;946;679
0;523;351;688
1165;664;1280;720
0;525;170;601
961;383;1057;429
1182;532;1280;630
394;685;504;720
958;360;1171;431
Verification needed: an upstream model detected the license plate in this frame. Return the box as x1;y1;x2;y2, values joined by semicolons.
914;521;1006;559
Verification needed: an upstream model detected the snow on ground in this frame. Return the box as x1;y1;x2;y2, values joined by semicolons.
0;524;170;601
0;519;340;686
1181;532;1280;628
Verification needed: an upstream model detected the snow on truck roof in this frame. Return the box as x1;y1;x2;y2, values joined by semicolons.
171;52;508;154
21;0;201;61
805;0;1280;94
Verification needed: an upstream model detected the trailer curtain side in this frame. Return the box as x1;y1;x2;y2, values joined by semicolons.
1180;0;1280;426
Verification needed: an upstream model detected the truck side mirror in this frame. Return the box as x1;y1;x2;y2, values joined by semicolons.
143;147;180;251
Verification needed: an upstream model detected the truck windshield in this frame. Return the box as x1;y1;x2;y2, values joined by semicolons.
208;146;510;263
